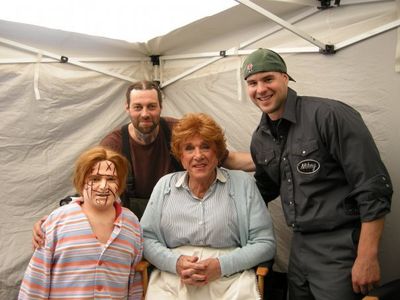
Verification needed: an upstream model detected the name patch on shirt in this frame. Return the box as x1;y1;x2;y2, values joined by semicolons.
297;159;320;174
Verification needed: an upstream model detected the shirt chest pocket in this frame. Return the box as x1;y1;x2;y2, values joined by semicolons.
256;149;276;167
291;140;322;176
256;149;281;180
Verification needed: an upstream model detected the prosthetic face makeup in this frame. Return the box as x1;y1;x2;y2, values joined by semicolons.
83;160;119;209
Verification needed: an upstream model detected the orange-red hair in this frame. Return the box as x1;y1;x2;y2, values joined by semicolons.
171;113;227;163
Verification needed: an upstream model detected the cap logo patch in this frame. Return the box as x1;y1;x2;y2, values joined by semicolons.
297;159;320;174
246;63;253;73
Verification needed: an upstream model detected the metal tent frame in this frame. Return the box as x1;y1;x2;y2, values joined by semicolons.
0;0;398;88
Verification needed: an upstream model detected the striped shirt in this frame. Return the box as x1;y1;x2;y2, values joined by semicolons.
161;168;240;248
19;199;143;300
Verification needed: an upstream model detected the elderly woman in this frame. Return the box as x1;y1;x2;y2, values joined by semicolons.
19;146;143;300
141;113;276;300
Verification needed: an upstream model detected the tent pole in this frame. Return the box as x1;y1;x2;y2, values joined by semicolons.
235;0;330;52
160;56;222;88
0;36;141;82
335;19;400;51
160;7;319;62
239;7;319;49
160;7;320;87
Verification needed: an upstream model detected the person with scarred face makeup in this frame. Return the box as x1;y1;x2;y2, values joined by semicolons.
19;146;143;300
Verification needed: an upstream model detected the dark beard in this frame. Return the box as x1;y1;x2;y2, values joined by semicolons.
136;122;157;134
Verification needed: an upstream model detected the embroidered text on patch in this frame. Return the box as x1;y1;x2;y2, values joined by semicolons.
297;159;320;174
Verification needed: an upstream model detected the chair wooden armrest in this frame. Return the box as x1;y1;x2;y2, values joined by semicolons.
135;260;150;298
362;279;400;300
256;260;274;299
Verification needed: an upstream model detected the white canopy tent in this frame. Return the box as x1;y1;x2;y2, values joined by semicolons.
1;0;399;298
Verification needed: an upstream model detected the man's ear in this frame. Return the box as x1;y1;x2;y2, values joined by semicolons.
282;73;289;83
125;102;129;112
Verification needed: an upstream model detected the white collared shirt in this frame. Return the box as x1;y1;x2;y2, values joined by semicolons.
160;168;240;248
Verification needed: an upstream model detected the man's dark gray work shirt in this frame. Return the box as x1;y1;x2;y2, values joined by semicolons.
251;88;392;233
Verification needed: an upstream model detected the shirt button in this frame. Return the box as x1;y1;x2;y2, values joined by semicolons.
288;179;291;183
302;150;306;155
385;184;390;188
283;157;286;161
289;201;294;205
382;176;386;181
291;224;295;228
199;221;203;225
98;261;103;266
96;286;104;291
264;159;268;163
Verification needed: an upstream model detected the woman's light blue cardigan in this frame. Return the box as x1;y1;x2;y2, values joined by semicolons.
140;168;276;276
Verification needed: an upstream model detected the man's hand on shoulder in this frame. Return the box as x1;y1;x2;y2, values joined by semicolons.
32;215;48;250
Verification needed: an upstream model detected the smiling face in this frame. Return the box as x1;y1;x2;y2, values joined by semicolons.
180;135;219;184
83;160;119;210
125;89;162;135
246;71;289;120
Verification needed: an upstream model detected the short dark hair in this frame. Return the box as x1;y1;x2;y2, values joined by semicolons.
125;80;163;107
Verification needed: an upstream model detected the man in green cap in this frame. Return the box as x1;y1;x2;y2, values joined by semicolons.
242;48;392;300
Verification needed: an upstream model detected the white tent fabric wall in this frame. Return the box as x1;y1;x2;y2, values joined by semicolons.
1;0;400;298
0;60;152;299
160;0;400;279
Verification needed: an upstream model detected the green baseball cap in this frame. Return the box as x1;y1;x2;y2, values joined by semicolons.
242;48;295;81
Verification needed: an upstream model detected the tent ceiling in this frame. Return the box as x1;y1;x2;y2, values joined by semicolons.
0;19;146;59
148;0;308;54
152;0;399;87
0;0;311;58
0;0;238;43
0;0;398;84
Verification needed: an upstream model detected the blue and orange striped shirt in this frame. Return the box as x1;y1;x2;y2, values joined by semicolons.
19;199;143;299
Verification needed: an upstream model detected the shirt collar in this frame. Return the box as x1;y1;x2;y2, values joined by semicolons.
175;168;227;188
281;87;297;124
73;196;122;225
